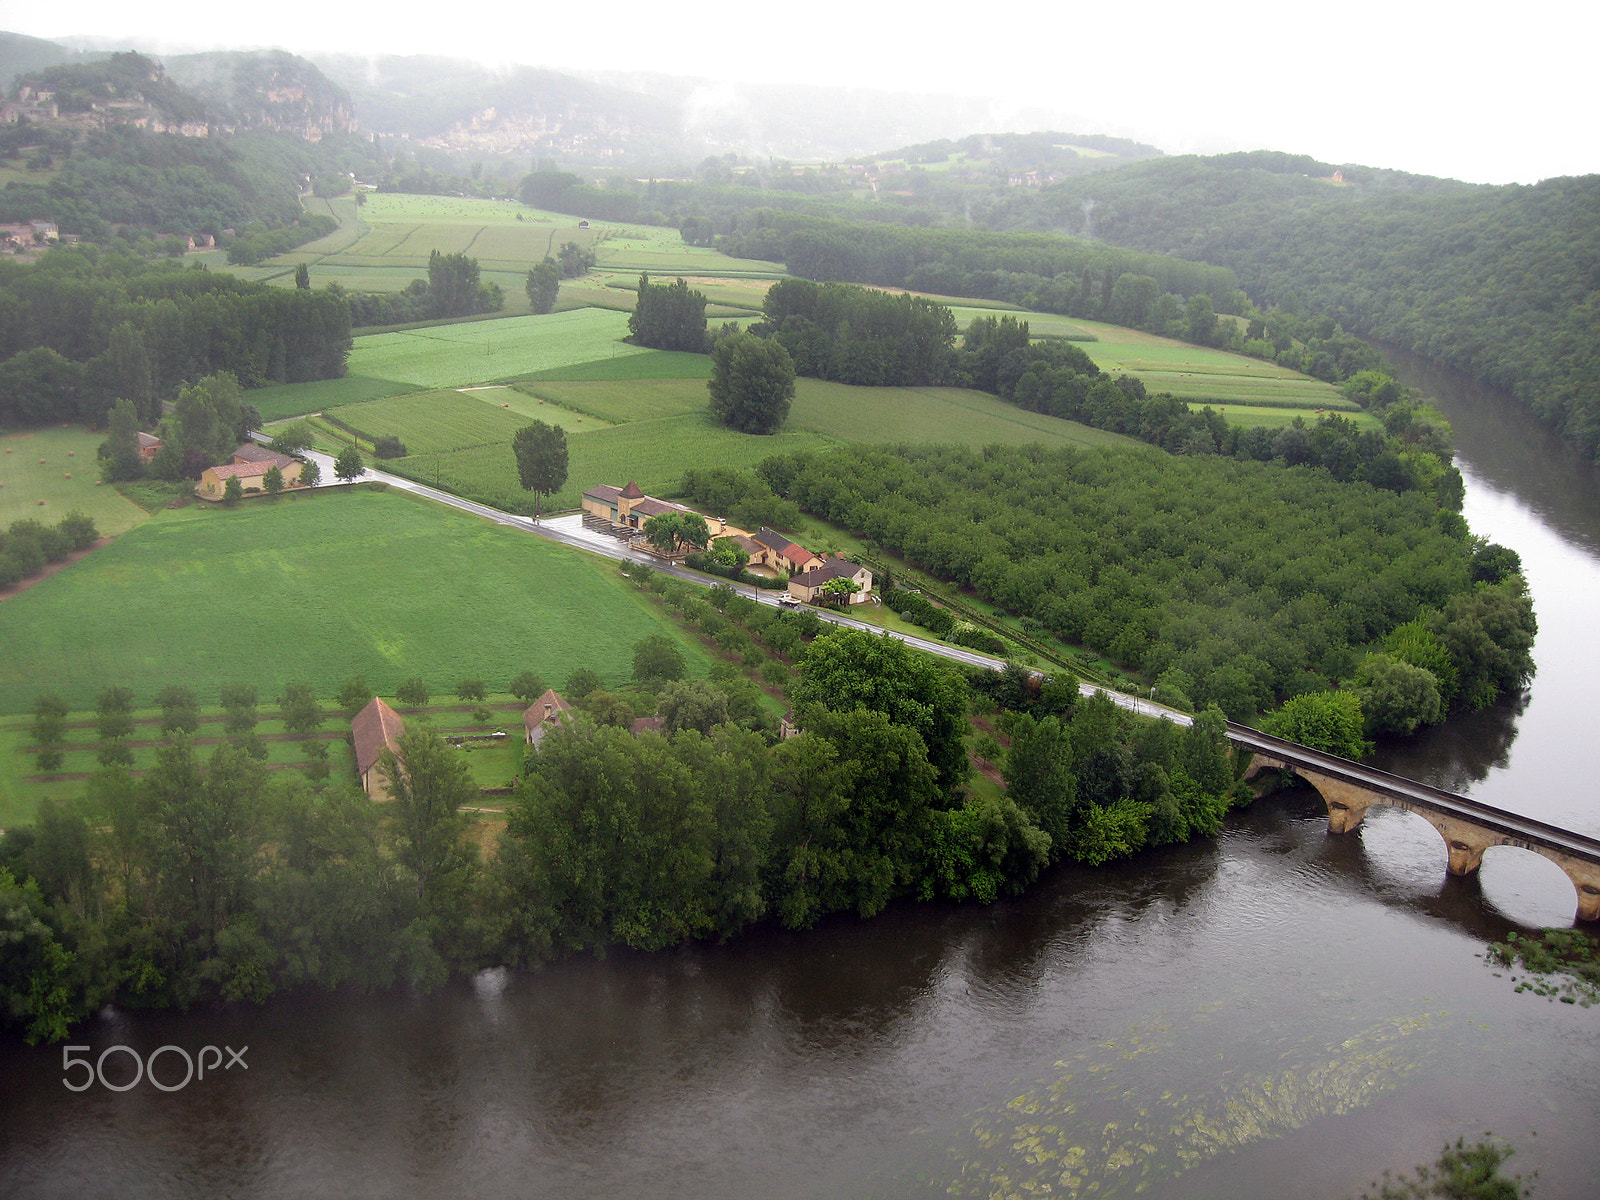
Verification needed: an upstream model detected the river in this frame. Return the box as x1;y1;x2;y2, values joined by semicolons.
2;359;1598;1199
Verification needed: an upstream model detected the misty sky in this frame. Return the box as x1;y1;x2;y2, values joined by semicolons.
4;0;1595;185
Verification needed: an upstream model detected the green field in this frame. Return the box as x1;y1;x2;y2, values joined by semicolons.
348;309;651;389
325;389;551;454
250;375;421;422
398;413;840;513
788;380;1137;448
374;370;1141;514
1201;404;1382;430
945;309;1352;412
0;486;717;721
0;427;151;534
525;350;713;383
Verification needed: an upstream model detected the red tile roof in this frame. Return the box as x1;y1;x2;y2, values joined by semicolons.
232;444;296;468
621;480;645;499
523;689;573;734
630;496;693;518
351;697;406;776
205;461;278;481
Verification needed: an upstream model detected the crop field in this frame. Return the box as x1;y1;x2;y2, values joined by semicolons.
348;309;650;389
0;487;716;722
250;375;420;422
0;427;151;534
453;386;614;429
787;381;1139;449
511;373;1138;451
947;307;1094;340
517;379;710;424
525;350;713;383
1200;404;1382;430
389;371;1141;515
946;308;1351;411
596;273;775;311
325;390;543;455
399;414;839;513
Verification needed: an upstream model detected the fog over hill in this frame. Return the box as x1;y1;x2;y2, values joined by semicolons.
4;31;1150;167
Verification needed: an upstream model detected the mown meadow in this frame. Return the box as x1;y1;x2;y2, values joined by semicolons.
0;427;150;535
0;484;719;790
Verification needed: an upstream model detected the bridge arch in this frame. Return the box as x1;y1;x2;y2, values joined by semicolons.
1244;753;1600;922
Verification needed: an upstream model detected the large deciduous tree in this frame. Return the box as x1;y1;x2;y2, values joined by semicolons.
333;443;364;482
511;421;568;516
793;628;970;794
628;273;708;352
524;260;560;314
1259;690;1371;760
97;397;144;482
383;728;477;907
707;332;796;435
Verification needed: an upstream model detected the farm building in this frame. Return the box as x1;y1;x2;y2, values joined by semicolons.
787;556;874;605
583;480;709;530
523;689;574;745
137;432;162;461
352;697;406;800
195;444;304;499
748;527;823;575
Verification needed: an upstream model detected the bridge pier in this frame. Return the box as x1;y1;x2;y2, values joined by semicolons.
1239;748;1600;921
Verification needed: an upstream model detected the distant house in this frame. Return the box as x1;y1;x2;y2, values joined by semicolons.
137;432;162;462
195;444;303;499
352;697;406;800
630;715;665;736
523;689;574;746
787;556;874;605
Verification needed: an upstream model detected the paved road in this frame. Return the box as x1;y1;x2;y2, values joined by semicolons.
276;439;1190;725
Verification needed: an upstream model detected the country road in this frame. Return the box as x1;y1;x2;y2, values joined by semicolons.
285;441;1189;725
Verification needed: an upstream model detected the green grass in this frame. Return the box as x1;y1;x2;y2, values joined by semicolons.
1057;319;1350;409
517;378;710;424
787;381;1137;449
524;350;713;382
251;376;420;422
388;373;1141;514
943;308;1350;410
349;309;651;389
396;414;839;513
0;487;719;721
1200;404;1382;430
326;389;556;455
0;427;151;534
506;375;1139;448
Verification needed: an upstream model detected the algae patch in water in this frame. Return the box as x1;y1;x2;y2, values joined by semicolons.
936;1010;1444;1198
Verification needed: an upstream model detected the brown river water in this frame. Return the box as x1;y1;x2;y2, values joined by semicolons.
2;356;1597;1199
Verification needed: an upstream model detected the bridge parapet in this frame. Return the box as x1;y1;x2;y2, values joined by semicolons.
1236;735;1600;922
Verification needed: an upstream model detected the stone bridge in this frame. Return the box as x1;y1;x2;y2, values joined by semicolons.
1228;723;1600;922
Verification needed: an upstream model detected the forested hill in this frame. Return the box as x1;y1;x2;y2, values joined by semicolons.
1001;153;1600;461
